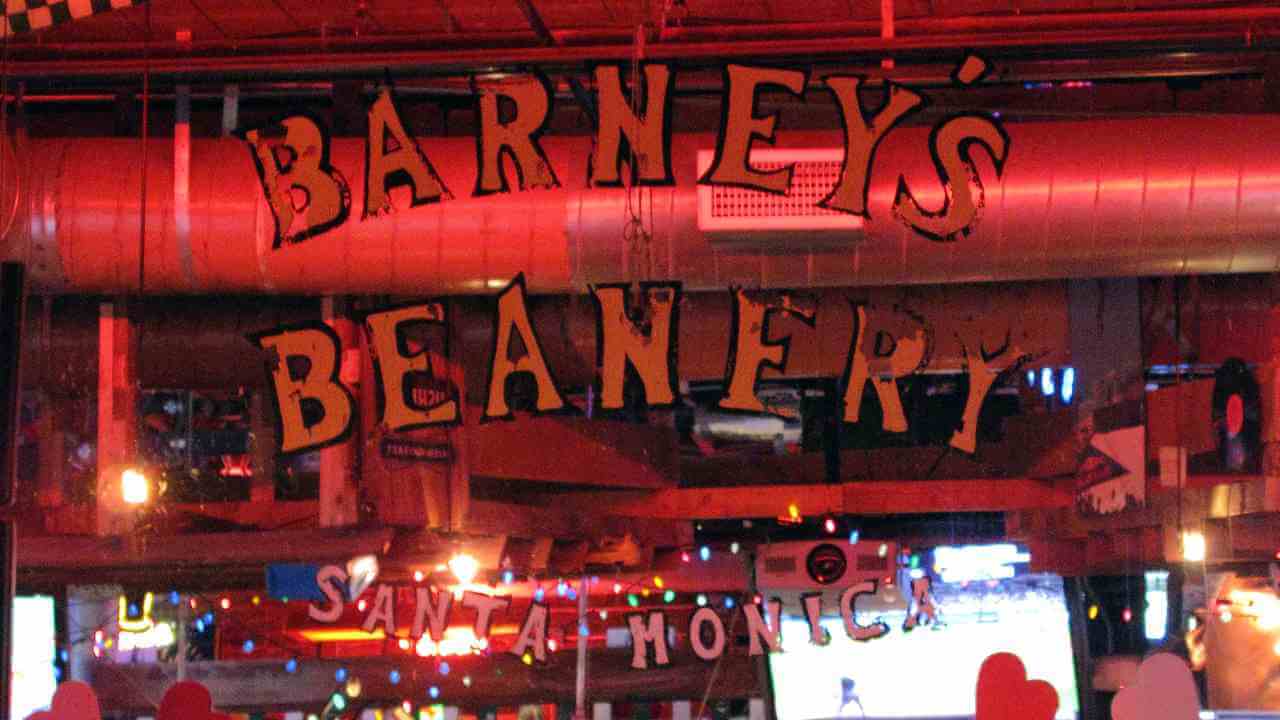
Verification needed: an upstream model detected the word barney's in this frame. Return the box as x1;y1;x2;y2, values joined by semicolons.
239;59;1007;250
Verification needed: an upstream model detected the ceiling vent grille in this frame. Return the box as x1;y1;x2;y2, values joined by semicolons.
696;149;864;248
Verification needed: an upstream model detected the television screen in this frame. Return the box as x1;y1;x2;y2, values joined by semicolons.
767;545;1079;720
11;595;58;720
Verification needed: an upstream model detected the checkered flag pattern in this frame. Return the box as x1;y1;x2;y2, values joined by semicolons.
4;0;143;35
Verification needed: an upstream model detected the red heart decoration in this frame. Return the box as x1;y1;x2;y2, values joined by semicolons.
976;652;1059;720
25;682;101;720
157;681;231;720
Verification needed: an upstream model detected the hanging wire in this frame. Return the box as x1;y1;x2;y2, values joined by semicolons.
621;18;653;303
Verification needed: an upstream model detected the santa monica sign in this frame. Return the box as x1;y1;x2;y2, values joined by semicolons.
308;565;938;669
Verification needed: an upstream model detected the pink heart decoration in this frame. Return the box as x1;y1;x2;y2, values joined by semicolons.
1111;653;1199;720
976;652;1059;720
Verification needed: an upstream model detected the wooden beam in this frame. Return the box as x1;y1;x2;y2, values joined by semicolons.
1011;476;1273;544
16;527;393;571
320;296;360;527
87;651;760;713
469;413;678;489
467;500;693;548
96;300;138;536
539;478;1072;520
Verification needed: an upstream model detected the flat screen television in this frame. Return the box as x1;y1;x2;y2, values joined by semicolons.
767;544;1079;720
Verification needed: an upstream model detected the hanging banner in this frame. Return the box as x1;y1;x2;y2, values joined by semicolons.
250;278;1058;458
237;55;1006;251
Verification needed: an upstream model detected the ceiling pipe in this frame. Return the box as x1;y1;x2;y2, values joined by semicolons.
0;6;1276;80
11;6;1280;58
8;116;1280;296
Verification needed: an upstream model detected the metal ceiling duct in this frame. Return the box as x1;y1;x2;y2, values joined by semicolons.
9;115;1280;295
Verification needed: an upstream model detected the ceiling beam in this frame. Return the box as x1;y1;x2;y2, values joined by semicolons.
4;8;1277;80
469;415;678;489
512;0;597;120
527;478;1072;520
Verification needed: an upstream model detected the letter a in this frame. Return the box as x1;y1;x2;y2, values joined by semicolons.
484;274;571;419
364;88;450;217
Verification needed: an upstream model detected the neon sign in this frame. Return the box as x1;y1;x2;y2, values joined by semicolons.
118;622;176;651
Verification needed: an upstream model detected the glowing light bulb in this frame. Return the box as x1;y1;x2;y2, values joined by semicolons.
788;503;800;520
521;652;533;666
1122;607;1133;623
848;530;860;544
653;576;665;589
220;597;231;610
1183;531;1207;563
730;542;740;554
824;517;837;534
121;468;149;505
502;570;515;584
414;570;426;583
696;594;708;607
1088;605;1099;620
599;610;609;619
449;553;479;585
613;582;622;594
389;669;401;685
699;546;711;561
663;590;676;603
681;551;691;563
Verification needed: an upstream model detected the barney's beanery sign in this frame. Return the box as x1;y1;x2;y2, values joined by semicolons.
243;55;1026;458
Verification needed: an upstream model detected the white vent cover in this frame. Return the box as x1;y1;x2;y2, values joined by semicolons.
696;149;865;247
